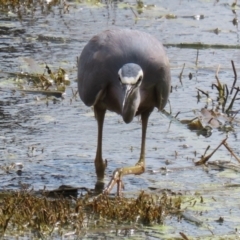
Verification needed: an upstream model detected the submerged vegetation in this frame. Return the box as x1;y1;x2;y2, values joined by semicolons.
0;0;65;16
15;62;70;98
0;190;182;238
175;58;240;138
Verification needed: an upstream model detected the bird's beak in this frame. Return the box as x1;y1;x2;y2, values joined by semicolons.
122;84;134;108
121;84;139;124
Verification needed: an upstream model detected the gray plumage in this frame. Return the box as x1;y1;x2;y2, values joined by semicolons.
78;29;170;116
77;28;171;194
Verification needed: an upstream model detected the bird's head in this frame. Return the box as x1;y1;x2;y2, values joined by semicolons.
118;63;143;123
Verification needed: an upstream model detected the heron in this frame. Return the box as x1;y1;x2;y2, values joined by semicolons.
78;29;171;195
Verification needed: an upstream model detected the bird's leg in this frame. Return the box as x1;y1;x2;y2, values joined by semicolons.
136;110;151;169
94;104;107;192
104;110;151;196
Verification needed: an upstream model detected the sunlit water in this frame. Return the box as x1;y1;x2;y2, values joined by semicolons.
1;0;240;238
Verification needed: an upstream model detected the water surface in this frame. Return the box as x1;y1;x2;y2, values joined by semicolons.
0;0;240;238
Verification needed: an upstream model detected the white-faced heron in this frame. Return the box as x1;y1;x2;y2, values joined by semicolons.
78;29;171;195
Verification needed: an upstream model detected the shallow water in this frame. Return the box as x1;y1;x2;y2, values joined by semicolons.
1;0;240;238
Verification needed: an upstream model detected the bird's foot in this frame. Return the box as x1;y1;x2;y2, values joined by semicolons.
103;163;145;196
103;168;124;196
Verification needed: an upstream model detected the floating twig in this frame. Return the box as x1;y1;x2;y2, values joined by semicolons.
203;145;210;158
179;232;190;240
130;7;138;18
174;111;180;118
223;141;240;163
196;88;209;97
179;63;185;86
226;86;240;114
223;84;229;112
195;136;228;165
214;65;225;99
230;60;237;95
195;49;199;67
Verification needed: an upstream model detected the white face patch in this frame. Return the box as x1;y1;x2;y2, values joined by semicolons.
118;68;143;85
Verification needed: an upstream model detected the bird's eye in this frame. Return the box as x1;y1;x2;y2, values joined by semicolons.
118;76;123;85
137;76;142;84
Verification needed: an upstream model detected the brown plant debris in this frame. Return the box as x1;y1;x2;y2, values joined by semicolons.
195;136;240;165
200;61;239;116
0;0;64;15
0;190;182;237
17;64;70;95
179;231;190;240
90;191;181;225
195;137;228;165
